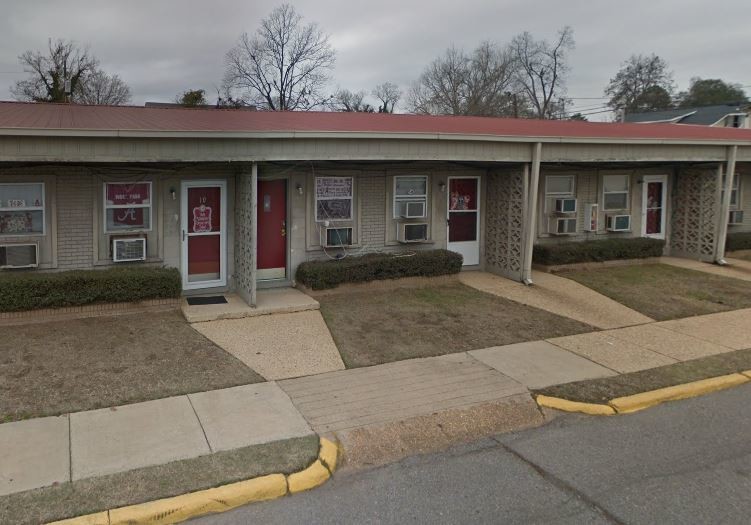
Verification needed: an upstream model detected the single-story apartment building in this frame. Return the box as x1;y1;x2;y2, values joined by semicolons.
1;101;750;306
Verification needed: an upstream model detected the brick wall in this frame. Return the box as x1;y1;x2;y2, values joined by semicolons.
359;174;386;249
56;172;95;269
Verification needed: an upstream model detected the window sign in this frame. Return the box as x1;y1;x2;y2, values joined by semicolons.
0;183;45;236
104;182;152;232
315;177;353;221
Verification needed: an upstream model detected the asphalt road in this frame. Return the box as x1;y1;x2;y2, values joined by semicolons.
192;383;751;524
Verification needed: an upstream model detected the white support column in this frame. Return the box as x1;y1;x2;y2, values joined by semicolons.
714;145;737;264
250;161;258;306
521;142;542;284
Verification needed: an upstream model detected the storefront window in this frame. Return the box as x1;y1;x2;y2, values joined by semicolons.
0;183;45;236
104;182;152;232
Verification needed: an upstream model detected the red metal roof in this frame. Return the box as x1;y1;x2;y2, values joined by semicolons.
1;101;751;143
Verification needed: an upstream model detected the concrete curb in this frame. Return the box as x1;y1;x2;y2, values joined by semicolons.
47;437;340;525
536;372;750;416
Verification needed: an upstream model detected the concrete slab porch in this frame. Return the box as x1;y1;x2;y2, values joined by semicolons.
181;288;319;323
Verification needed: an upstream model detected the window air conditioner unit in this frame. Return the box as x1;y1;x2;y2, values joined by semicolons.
0;243;39;269
112;237;147;262
549;217;577;235
729;210;744;225
322;227;353;248
606;214;631;232
554;198;577;214
399;201;427;219
583;203;598;232
398;222;429;243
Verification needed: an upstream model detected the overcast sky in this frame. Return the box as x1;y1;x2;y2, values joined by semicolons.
1;0;749;121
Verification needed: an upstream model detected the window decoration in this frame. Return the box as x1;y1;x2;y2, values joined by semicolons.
104;182;152;232
0;183;45;236
394;176;428;218
315;177;353;221
603;174;630;210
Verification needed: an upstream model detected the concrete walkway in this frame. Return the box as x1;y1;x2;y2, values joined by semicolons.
2;308;748;498
659;256;751;282
459;270;653;329
182;288;320;323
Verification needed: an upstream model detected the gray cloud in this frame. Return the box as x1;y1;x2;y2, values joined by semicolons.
1;0;749;120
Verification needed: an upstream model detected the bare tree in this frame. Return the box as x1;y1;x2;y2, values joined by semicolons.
11;38;98;102
511;27;574;119
331;88;373;112
372;82;401;113
223;4;335;110
408;42;517;116
76;69;131;105
604;54;674;111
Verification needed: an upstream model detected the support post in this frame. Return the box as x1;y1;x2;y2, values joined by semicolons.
250;161;258;306
521;142;542;284
714;145;737;264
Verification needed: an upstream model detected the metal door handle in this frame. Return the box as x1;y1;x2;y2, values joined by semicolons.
182;229;186;241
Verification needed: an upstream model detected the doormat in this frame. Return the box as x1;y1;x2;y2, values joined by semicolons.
186;296;228;306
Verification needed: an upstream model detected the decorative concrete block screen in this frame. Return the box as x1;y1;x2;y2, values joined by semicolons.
235;171;254;303
484;169;525;281
670;167;719;261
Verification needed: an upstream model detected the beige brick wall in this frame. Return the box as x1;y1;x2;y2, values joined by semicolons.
56;172;95;269
359;174;387;249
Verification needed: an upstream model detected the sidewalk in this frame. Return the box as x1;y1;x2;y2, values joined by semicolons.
1;307;749;499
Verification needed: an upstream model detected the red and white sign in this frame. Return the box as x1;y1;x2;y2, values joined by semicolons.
192;204;213;233
106;183;150;205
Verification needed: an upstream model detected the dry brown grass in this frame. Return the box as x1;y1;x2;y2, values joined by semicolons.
0;311;262;422
319;282;594;368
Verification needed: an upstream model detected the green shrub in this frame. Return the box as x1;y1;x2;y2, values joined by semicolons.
0;266;181;312
726;232;751;251
533;238;666;266
296;249;463;290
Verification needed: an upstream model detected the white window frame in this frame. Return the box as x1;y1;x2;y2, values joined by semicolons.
602;174;630;211
315;176;354;222
393;175;429;219
103;181;153;234
0;182;46;237
722;172;740;209
545;175;575;197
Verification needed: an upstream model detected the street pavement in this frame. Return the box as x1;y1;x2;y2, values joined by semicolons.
191;382;751;525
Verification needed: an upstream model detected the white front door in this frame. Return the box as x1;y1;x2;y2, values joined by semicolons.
641;175;668;239
181;180;227;290
447;176;480;266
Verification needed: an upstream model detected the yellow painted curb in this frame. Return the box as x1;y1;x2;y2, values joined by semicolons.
287;459;331;494
609;373;750;414
318;437;340;472
535;395;616;416
48;512;109;525
47;436;338;525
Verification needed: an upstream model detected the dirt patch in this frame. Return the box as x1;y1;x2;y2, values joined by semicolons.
729;250;751;262
0;435;318;525
0;311;262;422
535;348;751;404
561;263;751;321
319;282;594;368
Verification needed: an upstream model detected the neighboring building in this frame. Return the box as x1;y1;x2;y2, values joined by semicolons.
0;101;749;306
625;103;749;128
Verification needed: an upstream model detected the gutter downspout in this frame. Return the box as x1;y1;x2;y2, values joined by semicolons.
250;162;259;306
714;145;737;265
522;142;542;285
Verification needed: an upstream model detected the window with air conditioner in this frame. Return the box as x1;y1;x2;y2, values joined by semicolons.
554;198;577;214
394;176;428;218
0;183;45;236
602;174;630;211
549;217;577;235
0;243;38;268
606;214;631;232
104;182;152;233
323;227;353;247
398;222;428;243
112;237;147;262
729;210;744;225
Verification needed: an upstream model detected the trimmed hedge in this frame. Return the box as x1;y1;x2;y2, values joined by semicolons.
533;238;666;266
726;231;751;252
0;266;181;312
296;249;463;290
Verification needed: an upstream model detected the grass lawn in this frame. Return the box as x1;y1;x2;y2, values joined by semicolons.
561;263;751;321
0;435;318;525
318;282;594;368
535;348;751;404
0;311;263;423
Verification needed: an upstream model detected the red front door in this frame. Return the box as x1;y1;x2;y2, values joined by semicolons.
257;179;287;279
